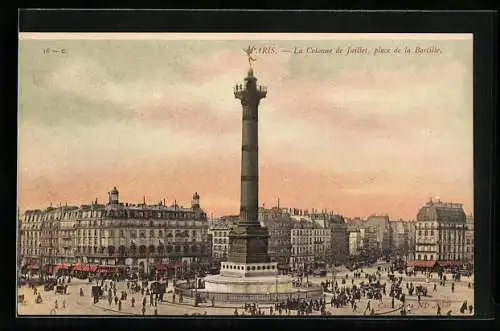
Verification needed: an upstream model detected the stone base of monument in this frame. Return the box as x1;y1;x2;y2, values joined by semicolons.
194;261;323;303
203;261;293;293
203;274;293;294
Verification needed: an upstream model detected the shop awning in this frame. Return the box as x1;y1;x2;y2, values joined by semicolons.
72;264;98;272
25;264;40;270
406;261;437;268
55;263;70;270
437;260;464;268
96;266;117;273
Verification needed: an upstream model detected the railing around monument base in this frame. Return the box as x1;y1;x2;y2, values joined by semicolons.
174;281;323;303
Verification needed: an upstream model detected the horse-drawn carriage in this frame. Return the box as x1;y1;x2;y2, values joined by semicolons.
92;285;103;298
150;281;167;295
44;279;57;291
415;285;428;296
128;281;141;293
55;285;66;294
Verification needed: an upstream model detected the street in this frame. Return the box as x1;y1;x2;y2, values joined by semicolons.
18;265;474;316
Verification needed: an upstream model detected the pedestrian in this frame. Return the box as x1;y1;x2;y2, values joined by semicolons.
433;283;437;292
451;283;455;293
62;300;66;309
131;297;135;307
437;304;441;316
55;300;58;309
234;308;238;316
154;307;158;315
118;299;122;311
142;306;146;316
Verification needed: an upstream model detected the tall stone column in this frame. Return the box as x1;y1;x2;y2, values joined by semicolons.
228;67;270;264
234;68;267;226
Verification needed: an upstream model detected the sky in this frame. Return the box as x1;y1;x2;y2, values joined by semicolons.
18;33;474;219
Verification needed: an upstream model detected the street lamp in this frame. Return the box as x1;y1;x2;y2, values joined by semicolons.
275;270;278;302
331;263;335;285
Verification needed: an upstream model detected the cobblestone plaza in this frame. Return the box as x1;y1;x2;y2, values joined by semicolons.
17;265;474;317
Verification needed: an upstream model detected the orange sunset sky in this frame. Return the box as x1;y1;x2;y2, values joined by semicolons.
18;33;474;219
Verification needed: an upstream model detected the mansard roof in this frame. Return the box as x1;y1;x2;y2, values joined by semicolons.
417;201;466;223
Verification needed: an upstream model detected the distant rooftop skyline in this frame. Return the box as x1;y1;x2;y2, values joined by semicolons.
18;33;473;220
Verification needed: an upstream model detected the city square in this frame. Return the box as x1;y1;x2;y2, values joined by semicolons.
18;33;474;317
17;264;474;316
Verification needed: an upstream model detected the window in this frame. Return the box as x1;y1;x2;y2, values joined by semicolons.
417;254;421;260
430;230;434;236
159;230;163;237
150;230;155;238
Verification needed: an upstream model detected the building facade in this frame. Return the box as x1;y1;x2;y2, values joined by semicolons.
465;214;474;263
407;220;417;261
365;215;392;256
348;230;362;256
359;226;378;253
20;188;211;274
19;209;43;267
259;207;293;270
415;199;467;263
390;220;411;259
290;219;315;271
209;220;234;261
289;217;331;271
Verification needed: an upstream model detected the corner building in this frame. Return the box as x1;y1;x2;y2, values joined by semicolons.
415;199;467;263
20;188;211;275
